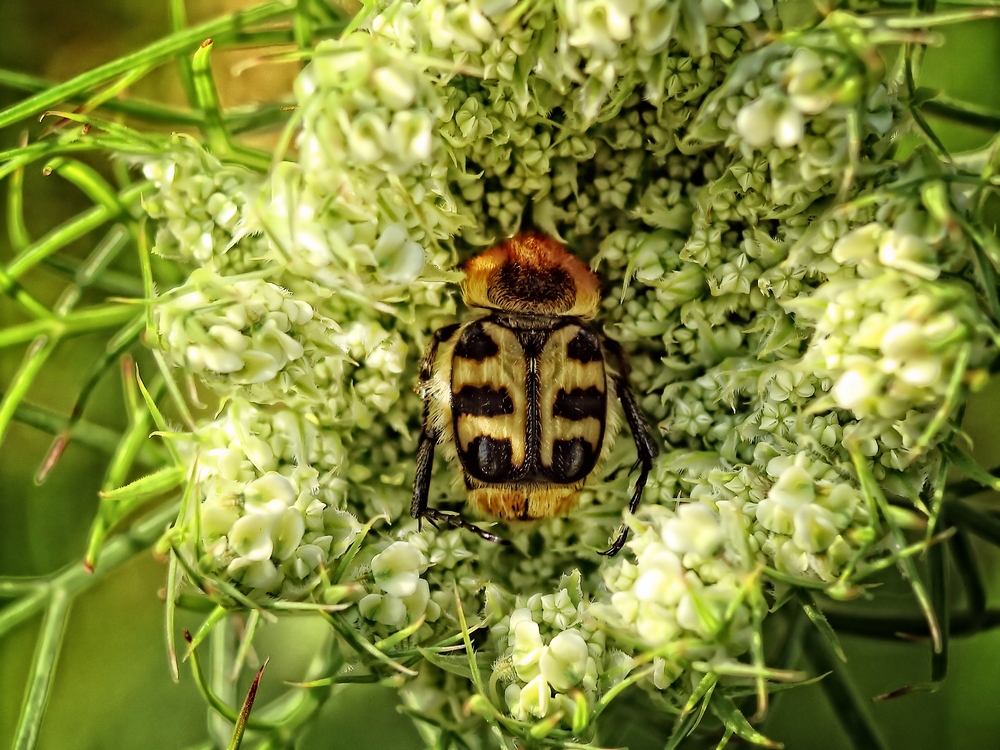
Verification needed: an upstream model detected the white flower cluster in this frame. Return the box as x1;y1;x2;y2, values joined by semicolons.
143;34;466;598
137;0;1000;745
155;268;346;402
142;136;266;271
265;34;467;289
600;503;754;688
358;541;442;630
695;32;893;205
370;0;754;243
790;200;989;432
491;574;627;724
188;400;360;599
753;452;872;580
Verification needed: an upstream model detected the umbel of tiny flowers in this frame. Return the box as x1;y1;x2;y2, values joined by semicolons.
791;196;990;428
142;136;267;272
138;0;1000;746
181;400;362;600
489;572;620;724
598;503;757;689
693;24;895;205
155;268;347;403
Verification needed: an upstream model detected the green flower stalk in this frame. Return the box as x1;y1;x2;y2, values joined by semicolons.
114;0;1000;746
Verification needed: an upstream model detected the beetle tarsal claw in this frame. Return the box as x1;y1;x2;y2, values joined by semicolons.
419;507;510;546
600;525;630;557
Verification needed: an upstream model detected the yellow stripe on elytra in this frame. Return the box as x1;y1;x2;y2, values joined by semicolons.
537;325;606;468
452;322;527;466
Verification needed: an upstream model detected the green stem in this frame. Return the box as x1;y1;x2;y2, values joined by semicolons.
39;315;145;482
170;0;198;107
0;271;52;320
12;588;72;750
184;630;283;732
294;0;315;49
166;553;181;683
43;158;128;213
44;253;144;297
804;627;888;750
0;305;141;350
228;102;297;135
0;502;178;641
0;337;56;449
231;610;261;681
322;612;417;677
3;156;54;320
928;541;948;683
3;181;150;287
0;68;203;125
922;96;1000;132
0;580;45;598
0;2;296;129
0;141;148;182
0;68;302;132
2;395;163;467
191;40;231;155
84;375;168;569
947;528;987;627
7;142;31;251
798;591;847;662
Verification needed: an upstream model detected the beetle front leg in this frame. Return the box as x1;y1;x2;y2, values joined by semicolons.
601;340;659;557
420;506;511;545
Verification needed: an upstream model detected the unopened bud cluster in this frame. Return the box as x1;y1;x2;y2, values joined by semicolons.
188;400;360;599
793;199;989;430
142;138;266;271
489;573;624;724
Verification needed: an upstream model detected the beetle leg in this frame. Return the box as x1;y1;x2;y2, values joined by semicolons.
411;324;458;529
420;506;510;545
413;428;506;544
413;435;508;544
600;339;659;557
410;324;507;545
411;428;437;531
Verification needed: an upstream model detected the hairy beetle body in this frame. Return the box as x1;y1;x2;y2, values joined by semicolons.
412;232;658;555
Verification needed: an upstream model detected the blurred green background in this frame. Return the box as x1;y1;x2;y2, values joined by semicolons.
2;3;1000;749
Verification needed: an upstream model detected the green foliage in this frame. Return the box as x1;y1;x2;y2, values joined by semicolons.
4;2;1000;749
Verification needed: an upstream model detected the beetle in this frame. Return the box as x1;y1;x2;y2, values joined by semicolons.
411;231;658;555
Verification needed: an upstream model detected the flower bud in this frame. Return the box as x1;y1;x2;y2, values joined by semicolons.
539;630;590;692
792;505;839;553
518;674;551;718
832;223;882;263
371;541;426;597
661;503;723;556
